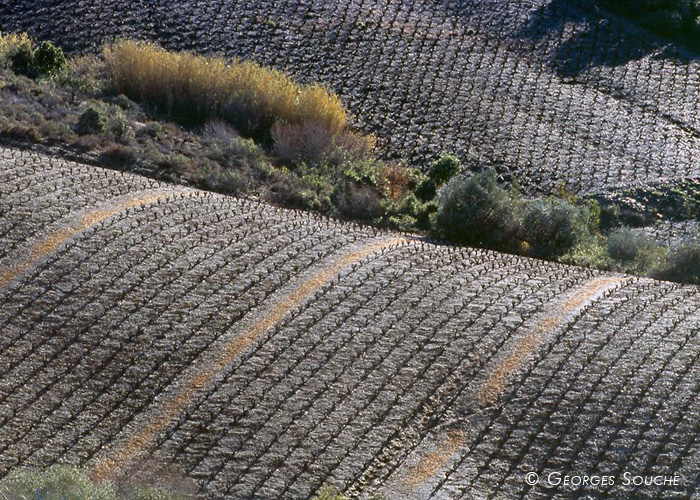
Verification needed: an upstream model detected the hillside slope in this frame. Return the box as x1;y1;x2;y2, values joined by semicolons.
0;147;698;498
3;0;700;195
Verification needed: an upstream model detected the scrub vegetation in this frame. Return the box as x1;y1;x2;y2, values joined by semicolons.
0;465;195;500
0;31;698;285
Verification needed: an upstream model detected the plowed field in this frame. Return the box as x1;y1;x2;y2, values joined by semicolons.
1;147;698;498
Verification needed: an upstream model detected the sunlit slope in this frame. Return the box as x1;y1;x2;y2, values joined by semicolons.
2;0;700;194
0;148;698;498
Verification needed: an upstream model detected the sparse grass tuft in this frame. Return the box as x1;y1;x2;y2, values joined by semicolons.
59;54;108;94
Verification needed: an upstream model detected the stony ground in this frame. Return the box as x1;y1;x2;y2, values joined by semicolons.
3;0;700;196
0;147;698;499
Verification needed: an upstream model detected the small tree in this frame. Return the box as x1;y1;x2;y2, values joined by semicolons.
34;40;67;77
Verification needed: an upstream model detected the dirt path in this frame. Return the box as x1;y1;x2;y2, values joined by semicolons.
476;276;625;405
91;236;410;480
0;189;194;288
403;276;626;490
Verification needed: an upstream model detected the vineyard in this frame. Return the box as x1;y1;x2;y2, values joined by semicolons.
0;146;698;498
3;0;700;197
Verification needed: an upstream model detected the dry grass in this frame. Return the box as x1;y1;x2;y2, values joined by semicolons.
271;121;335;163
103;40;347;136
271;121;376;165
476;277;624;405
476;317;563;405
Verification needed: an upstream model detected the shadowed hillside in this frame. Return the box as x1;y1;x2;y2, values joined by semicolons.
0;147;698;499
3;0;700;196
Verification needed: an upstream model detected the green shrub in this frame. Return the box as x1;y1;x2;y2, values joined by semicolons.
432;171;522;248
522;198;595;257
9;39;35;77
382;192;436;230
0;34;66;78
653;240;700;285
607;227;667;273
1;465;117;500
269;169;334;212
427;154;462;186
417;154;462;201
201;122;275;191
76;105;108;135
33;40;66;77
110;112;135;141
561;238;611;270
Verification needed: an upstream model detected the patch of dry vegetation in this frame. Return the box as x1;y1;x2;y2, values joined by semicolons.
104;40;347;137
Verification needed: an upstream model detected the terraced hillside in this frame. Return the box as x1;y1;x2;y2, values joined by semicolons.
1;146;699;499
3;0;700;196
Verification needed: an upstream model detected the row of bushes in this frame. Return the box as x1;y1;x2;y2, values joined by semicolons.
432;169;700;284
432;170;598;257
